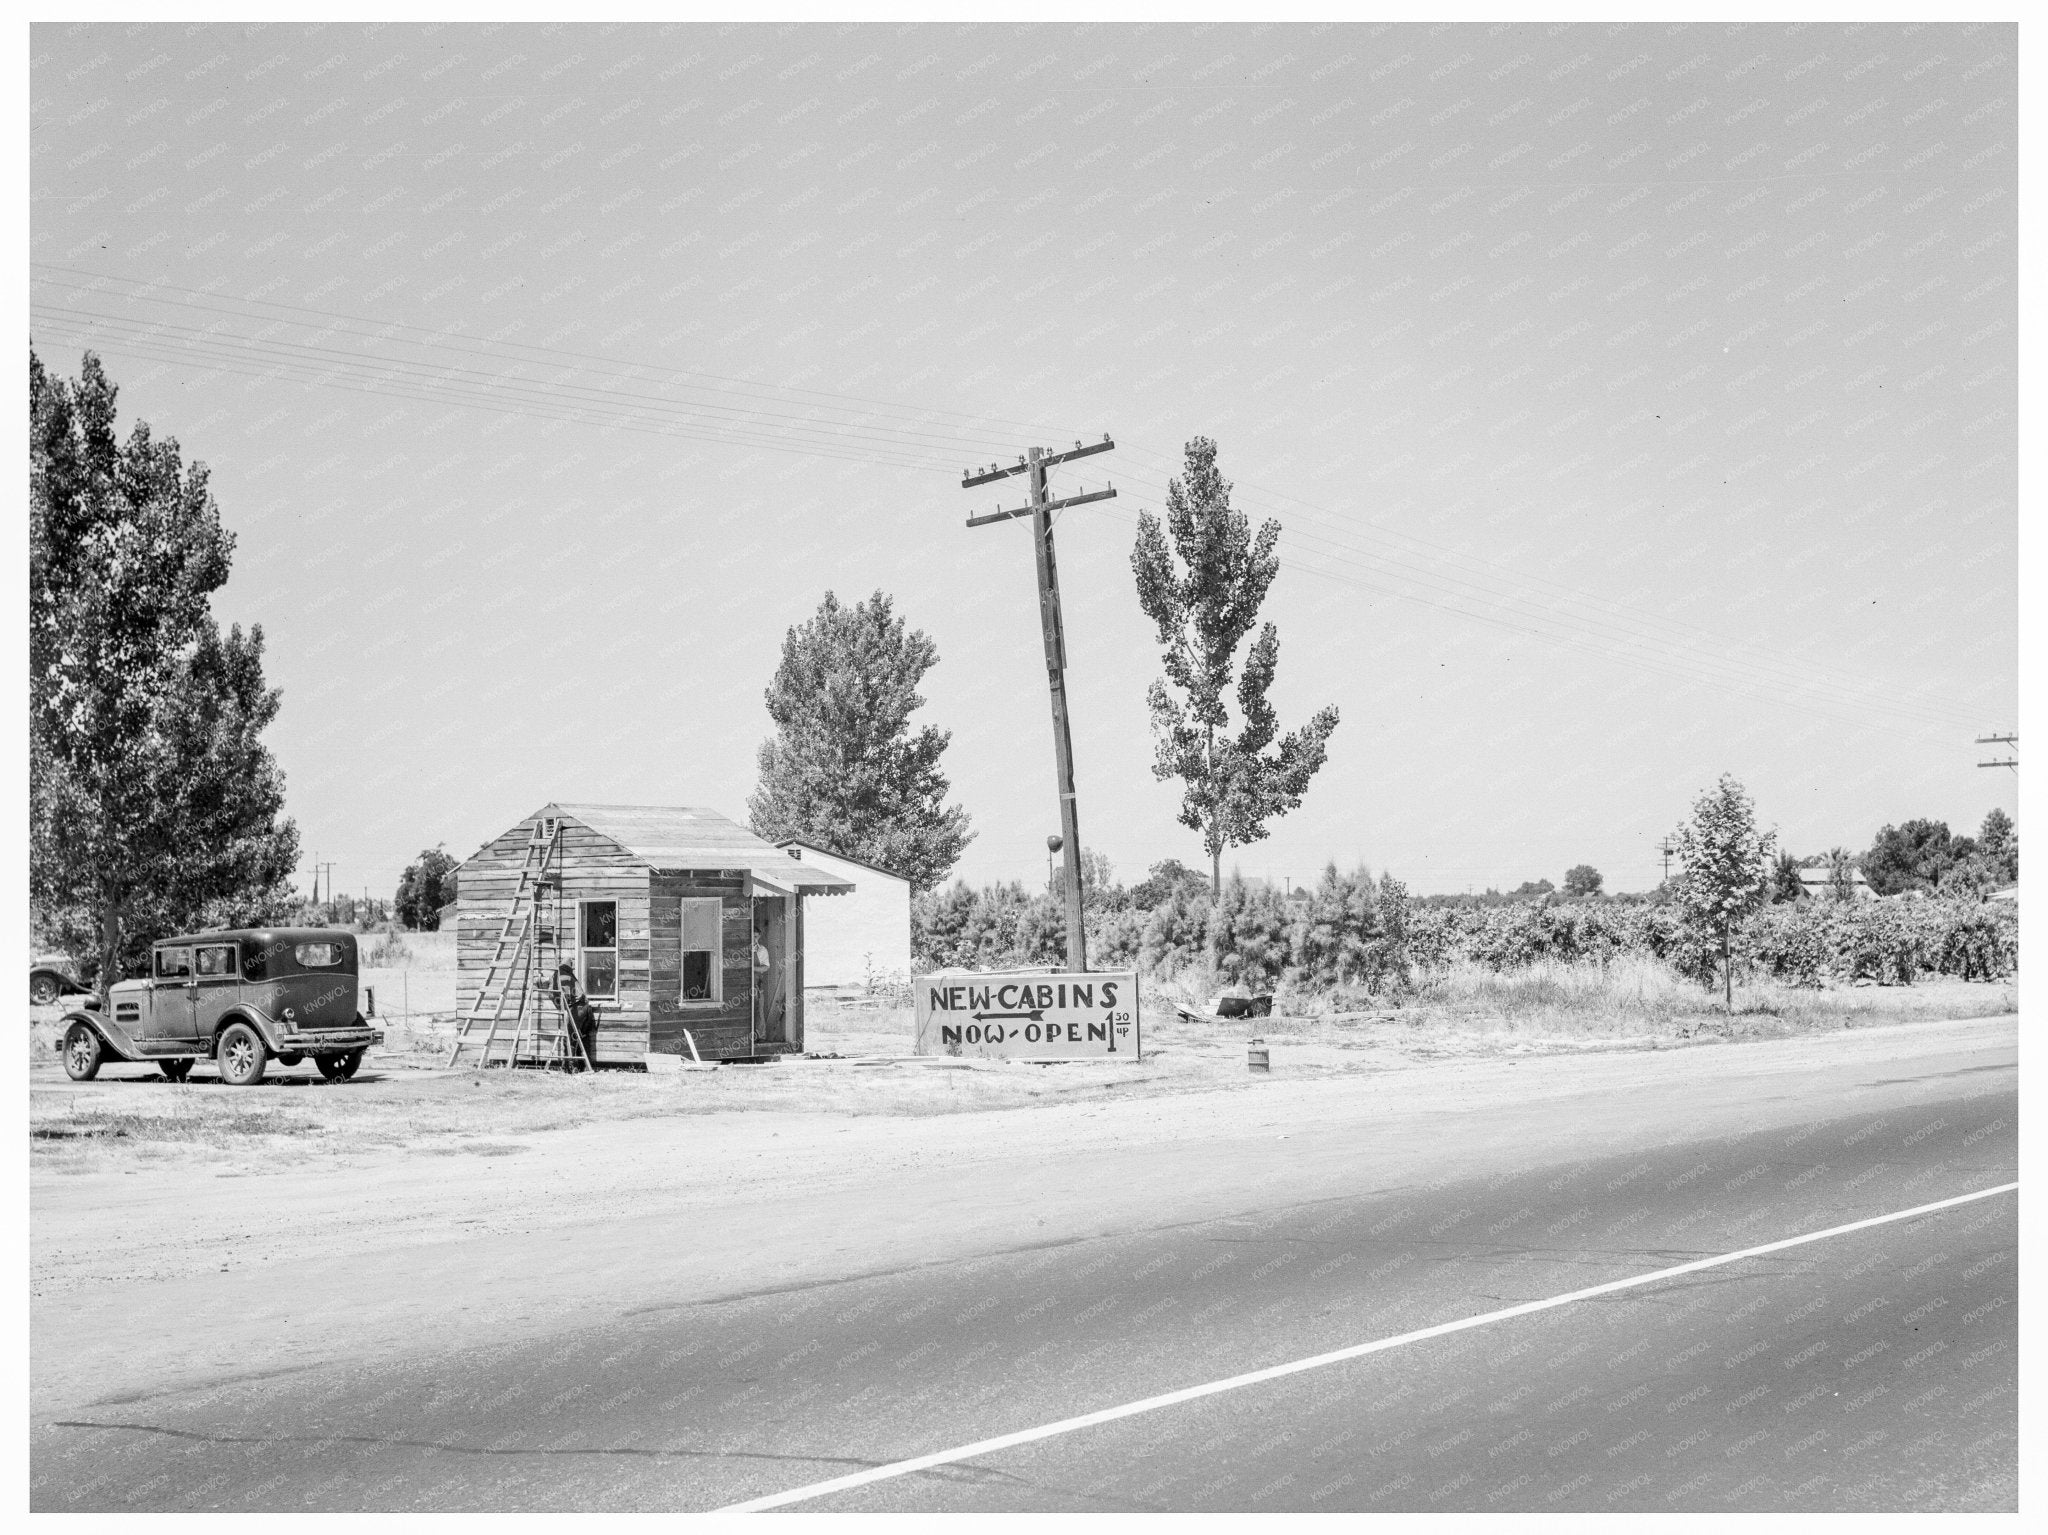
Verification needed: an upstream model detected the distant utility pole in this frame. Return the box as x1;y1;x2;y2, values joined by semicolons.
1655;837;1676;886
962;435;1118;972
1975;732;2018;772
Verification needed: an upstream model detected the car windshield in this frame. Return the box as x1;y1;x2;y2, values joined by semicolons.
294;942;346;968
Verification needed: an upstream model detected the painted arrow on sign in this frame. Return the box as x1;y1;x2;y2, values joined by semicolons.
972;1010;1044;1022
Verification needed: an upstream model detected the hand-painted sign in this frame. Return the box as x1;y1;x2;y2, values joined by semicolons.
914;970;1140;1059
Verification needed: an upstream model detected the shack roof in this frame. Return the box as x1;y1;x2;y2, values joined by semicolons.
774;838;912;887
549;803;855;894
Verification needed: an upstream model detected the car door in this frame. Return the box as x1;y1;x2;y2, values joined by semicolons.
147;946;198;1043
190;943;240;1043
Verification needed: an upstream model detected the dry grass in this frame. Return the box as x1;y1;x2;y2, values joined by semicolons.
26;962;2016;1172
1392;957;2016;1040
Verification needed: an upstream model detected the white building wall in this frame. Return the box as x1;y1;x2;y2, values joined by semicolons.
780;843;912;989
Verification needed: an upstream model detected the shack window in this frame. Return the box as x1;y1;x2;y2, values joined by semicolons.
580;901;618;999
681;898;721;1003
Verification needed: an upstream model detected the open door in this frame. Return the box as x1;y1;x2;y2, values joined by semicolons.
752;897;790;1046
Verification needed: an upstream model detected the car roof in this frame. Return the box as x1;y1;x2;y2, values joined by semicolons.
154;927;357;947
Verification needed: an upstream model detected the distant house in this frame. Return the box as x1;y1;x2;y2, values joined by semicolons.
775;840;911;991
1796;866;1873;900
455;804;853;1063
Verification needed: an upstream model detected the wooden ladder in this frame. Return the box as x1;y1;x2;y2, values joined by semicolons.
447;819;595;1071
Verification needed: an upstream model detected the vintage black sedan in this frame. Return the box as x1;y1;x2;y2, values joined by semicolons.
57;928;382;1086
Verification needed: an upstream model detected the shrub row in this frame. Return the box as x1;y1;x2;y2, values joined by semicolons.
913;877;2017;992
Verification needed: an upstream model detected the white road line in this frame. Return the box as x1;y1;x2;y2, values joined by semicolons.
718;1181;2019;1513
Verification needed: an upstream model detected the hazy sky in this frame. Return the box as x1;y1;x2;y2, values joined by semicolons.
29;21;2017;900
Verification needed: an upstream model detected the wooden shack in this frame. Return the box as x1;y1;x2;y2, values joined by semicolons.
455;804;854;1063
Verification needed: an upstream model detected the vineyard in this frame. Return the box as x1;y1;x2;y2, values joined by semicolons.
913;869;2018;1001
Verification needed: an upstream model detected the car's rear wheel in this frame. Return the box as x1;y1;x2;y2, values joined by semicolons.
316;1048;365;1082
217;1023;267;1087
31;974;61;1007
63;1023;104;1081
158;1058;194;1082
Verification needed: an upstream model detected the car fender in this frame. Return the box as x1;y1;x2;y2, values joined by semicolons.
214;1005;289;1055
59;1008;144;1062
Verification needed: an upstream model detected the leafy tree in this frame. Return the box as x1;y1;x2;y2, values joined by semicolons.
1129;857;1210;910
1977;807;2017;884
1769;852;1806;904
1860;819;1958;896
1132;438;1339;895
1823;846;1861;902
1206;870;1291;991
1510;878;1556;901
1291;863;1407;993
30;349;299;990
1936;854;2003;903
1139;881;1212;975
1562;864;1604;898
1051;847;1124;910
395;846;459;930
747;590;973;892
1672;774;1777;1010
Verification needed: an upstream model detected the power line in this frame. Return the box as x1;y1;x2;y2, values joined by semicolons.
33;264;2000;737
33;267;1995;742
32;262;1078;442
1092;450;1988;736
1078;497;1978;744
29;307;979;471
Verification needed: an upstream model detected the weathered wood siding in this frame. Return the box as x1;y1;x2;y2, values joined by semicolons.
647;873;752;1058
456;813;651;1063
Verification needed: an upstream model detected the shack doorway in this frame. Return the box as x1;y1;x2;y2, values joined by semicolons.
752;897;790;1046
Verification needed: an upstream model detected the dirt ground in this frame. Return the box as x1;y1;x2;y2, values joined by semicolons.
28;974;2015;1172
29;997;2019;1424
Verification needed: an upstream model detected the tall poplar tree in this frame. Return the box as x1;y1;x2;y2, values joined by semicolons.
1132;437;1339;894
30;349;300;990
747;590;973;892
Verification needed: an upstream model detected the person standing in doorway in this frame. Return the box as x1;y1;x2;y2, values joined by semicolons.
553;963;599;1069
752;913;783;1043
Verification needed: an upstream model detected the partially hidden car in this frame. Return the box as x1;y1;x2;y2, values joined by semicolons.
30;954;93;1007
58;928;382;1085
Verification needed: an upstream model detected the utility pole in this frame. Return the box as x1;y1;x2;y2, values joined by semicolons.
963;435;1118;971
1655;837;1675;886
1975;732;2018;772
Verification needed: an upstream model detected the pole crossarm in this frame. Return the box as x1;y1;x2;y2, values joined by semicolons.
1973;734;2017;770
965;486;1118;528
962;436;1115;487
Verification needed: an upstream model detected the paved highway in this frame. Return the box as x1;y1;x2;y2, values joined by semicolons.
33;1041;2016;1512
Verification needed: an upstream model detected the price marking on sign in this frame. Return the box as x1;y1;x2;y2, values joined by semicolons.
915;970;1140;1060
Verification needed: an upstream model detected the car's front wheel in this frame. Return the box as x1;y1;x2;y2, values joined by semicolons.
31;974;61;1007
158;1058;194;1082
63;1022;104;1081
316;1048;365;1082
217;1023;268;1087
